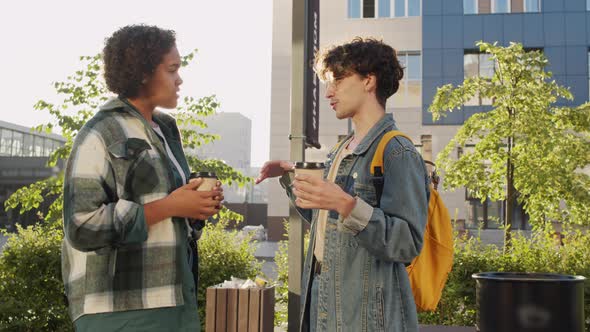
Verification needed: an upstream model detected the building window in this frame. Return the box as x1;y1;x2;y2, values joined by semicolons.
391;52;421;108
464;52;495;106
524;0;540;12
464;0;478;14
363;0;376;17
11;132;23;157
588;50;590;100
464;0;540;14
460;147;530;230
492;0;510;13
0;129;12;156
349;0;361;18
349;0;420;18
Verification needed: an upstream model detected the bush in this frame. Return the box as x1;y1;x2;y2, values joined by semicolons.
0;218;262;332
273;220;310;326
197;219;262;328
419;230;590;331
0;224;71;332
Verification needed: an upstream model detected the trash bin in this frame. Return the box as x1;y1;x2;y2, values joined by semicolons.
472;272;586;332
206;285;275;332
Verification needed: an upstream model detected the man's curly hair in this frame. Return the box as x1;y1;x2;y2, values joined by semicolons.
314;37;404;107
103;25;176;98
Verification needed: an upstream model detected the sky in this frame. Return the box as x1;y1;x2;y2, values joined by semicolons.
0;0;273;166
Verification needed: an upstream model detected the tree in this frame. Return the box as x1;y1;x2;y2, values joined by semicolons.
429;42;590;248
5;50;251;227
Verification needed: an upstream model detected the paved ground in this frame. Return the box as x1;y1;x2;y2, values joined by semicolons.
255;241;280;281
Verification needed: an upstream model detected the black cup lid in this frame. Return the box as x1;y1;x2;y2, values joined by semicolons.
294;162;325;169
190;171;217;178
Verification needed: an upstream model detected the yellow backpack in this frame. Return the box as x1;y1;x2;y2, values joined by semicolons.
369;130;454;312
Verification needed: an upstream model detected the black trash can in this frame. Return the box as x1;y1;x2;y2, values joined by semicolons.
472;272;586;332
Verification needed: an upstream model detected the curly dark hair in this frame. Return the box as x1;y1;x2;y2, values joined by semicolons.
314;37;404;108
103;25;176;98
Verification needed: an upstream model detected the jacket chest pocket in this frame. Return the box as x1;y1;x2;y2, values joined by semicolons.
353;180;379;207
107;138;158;198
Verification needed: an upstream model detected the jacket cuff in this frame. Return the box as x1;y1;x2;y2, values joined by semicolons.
279;172;294;190
116;199;148;245
339;197;373;235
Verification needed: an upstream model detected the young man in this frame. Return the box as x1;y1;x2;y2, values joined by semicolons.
256;37;429;331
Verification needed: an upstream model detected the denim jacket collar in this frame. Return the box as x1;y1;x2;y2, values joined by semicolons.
352;112;397;156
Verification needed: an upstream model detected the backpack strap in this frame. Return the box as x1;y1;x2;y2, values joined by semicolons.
370;130;412;176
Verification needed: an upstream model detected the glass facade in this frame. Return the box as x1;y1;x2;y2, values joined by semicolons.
464;0;540;14
0;127;64;157
349;0;420;18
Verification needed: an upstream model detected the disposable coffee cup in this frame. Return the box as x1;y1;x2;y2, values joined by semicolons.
294;162;325;180
189;171;218;191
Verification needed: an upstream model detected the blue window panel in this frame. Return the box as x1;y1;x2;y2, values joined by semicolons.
443;16;463;49
443;50;463;78
379;0;391;17
464;106;485;121
587;12;590;44
552;75;568;106
424;16;443;49
395;0;406;16
409;0;421;16
503;15;523;45
483;15;503;45
543;0;564;12
464;15;483;49
445;75;464;88
566;46;587;76
349;0;361;18
493;0;510;13
544;47;567;76
422;77;443;124
438;108;466;125
523;14;543;46
564;0;585;12
423;0;442;15
567;76;588;106
543;13;565;46
565;13;586;46
442;0;462;15
422;49;443;78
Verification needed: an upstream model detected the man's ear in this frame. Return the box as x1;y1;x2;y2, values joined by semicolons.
364;74;377;93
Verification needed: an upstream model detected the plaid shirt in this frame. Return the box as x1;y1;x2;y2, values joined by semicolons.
62;97;191;321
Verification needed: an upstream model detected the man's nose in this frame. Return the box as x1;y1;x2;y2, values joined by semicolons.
325;85;334;98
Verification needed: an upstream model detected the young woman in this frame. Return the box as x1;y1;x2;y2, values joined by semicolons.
62;25;222;331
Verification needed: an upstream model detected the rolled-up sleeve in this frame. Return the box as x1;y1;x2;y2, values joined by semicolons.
63;129;148;252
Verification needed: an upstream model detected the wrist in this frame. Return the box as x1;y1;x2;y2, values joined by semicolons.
338;195;357;218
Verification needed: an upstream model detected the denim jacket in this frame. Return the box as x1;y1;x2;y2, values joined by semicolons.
281;114;430;332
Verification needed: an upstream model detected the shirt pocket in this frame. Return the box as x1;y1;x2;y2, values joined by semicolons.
107;138;158;198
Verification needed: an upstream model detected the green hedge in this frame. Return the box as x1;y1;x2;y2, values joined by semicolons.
0;219;261;331
0;225;71;332
196;220;262;327
419;231;590;331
